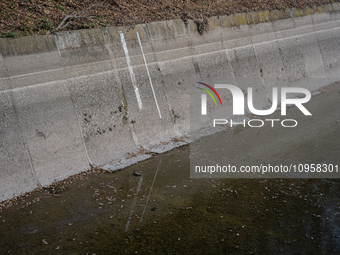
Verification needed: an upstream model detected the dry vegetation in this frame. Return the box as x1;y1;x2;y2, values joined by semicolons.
0;0;339;37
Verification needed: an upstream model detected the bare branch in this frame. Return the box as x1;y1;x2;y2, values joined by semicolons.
53;4;109;32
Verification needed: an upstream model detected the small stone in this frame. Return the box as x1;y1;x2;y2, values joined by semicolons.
42;239;48;245
133;172;141;176
336;120;339;123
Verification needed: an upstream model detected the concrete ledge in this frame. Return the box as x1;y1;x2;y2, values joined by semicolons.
1;4;340;201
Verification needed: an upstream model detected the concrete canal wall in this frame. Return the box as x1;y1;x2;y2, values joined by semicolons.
1;4;340;201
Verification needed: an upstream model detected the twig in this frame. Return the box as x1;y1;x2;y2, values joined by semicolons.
59;16;95;30
53;4;108;32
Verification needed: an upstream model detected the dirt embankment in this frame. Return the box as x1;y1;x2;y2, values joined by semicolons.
0;0;339;38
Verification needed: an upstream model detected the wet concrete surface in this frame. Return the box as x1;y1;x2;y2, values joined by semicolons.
0;84;340;254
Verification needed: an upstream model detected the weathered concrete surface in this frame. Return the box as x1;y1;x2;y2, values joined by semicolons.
1;4;340;201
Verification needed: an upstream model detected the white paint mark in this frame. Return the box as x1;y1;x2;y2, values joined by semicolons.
125;176;143;232
140;159;162;223
54;34;62;58
119;31;143;109
201;94;207;115
136;32;162;119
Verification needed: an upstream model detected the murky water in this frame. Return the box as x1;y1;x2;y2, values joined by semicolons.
0;85;340;255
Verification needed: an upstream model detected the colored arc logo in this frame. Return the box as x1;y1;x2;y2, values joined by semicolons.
196;82;223;106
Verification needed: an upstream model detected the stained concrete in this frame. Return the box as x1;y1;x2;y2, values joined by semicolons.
1;5;340;200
